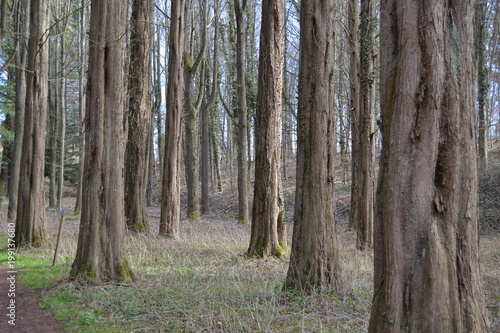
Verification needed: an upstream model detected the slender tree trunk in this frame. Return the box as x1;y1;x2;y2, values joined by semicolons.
248;0;286;258
354;0;376;250
74;0;86;215
201;2;219;214
70;0;133;282
476;0;489;170
369;0;489;331
125;0;153;232
234;0;249;224
57;24;67;212
347;0;360;231
159;0;186;239
284;0;342;292
15;0;49;247
8;0;29;220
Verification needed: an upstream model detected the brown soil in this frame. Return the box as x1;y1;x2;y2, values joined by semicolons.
0;265;65;333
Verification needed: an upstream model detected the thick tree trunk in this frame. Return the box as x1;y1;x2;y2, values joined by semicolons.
125;0;153;232
15;0;49;247
247;0;286;259
234;0;249;225
8;0;29;220
70;0;133;282
284;0;342;292
159;0;186;239
369;1;489;331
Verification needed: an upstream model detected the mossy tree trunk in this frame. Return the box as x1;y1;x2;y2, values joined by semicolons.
159;0;186;239
125;0;153;232
70;0;133;282
284;0;342;292
369;0;489;331
247;0;287;259
15;0;49;248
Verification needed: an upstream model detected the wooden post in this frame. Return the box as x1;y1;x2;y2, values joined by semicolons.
52;211;66;267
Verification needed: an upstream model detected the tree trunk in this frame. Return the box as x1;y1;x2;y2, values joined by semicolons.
347;0;360;231
74;0;86;215
369;1;489;331
476;0;489;170
57;23;67;212
354;0;376;250
70;0;133;282
201;1;219;214
15;0;49;247
284;0;342;292
234;0;249;225
159;0;186;239
247;0;286;258
8;0;29;220
125;0;153;232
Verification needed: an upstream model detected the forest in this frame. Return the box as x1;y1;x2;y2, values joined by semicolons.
0;0;499;332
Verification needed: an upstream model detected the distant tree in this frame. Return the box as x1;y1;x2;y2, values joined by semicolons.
369;0;489;331
201;0;220;214
15;0;50;247
284;0;342;292
125;0;153;231
70;0;133;282
247;0;286;258
183;0;207;221
159;0;186;239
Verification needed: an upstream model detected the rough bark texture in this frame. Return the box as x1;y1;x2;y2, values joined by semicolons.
284;0;342;292
70;0;133;282
15;0;49;247
159;0;185;239
234;0;249;225
369;0;489;331
125;0;153;232
248;0;286;258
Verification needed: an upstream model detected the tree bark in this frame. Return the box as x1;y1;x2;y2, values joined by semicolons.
159;0;186;239
284;0;342;292
369;0;489;331
247;0;286;258
70;0;133;282
234;0;249;225
125;0;153;232
15;0;49;247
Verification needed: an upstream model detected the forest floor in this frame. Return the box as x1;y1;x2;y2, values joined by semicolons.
0;144;499;332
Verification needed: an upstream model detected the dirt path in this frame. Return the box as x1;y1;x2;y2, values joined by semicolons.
0;265;65;333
